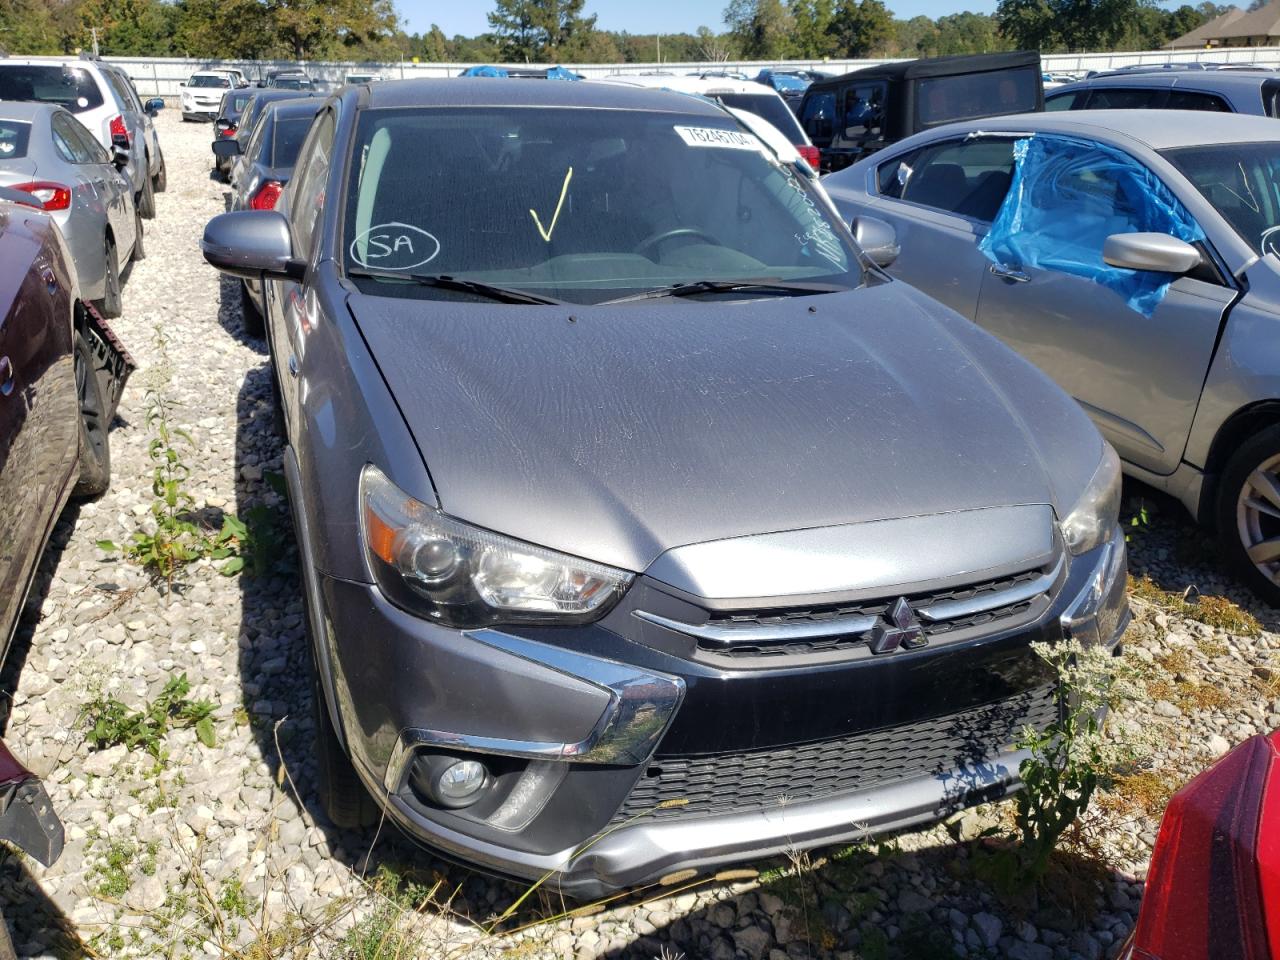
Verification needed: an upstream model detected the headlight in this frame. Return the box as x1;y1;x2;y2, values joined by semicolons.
359;465;632;627
1060;443;1122;556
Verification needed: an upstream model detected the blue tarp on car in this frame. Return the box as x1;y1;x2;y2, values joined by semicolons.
978;134;1204;317
458;65;580;80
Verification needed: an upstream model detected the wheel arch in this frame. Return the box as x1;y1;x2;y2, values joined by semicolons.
1199;399;1280;526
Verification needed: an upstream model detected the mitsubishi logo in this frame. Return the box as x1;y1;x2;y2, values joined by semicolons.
868;597;926;655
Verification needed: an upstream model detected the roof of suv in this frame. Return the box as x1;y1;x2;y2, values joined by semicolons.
1053;71;1274;95
364;77;727;117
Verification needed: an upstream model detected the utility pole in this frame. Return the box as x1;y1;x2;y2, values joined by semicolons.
657;34;661;63
91;27;99;57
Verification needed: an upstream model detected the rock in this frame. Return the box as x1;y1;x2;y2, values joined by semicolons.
1008;942;1054;960
1207;733;1231;757
972;911;1002;948
733;925;773;960
1153;700;1183;719
896;889;933;914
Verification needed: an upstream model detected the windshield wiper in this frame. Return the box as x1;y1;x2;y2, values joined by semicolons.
347;269;566;305
602;278;849;304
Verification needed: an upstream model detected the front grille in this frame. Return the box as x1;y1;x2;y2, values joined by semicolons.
635;556;1062;664
611;686;1058;824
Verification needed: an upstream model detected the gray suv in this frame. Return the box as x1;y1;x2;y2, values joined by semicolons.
200;79;1128;895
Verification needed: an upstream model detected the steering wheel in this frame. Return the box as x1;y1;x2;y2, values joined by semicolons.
633;227;721;258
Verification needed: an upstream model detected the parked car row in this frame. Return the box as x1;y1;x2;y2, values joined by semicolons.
0;55;145;876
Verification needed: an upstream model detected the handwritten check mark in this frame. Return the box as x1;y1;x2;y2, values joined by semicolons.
530;166;574;243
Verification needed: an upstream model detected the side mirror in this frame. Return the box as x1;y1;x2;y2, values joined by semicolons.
211;138;242;160
145;97;164;113
110;144;129;168
1103;232;1202;274
852;215;899;268
201;210;304;280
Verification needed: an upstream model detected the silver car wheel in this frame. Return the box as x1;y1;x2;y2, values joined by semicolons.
1237;451;1280;586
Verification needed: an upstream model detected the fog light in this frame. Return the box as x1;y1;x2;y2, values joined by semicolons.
412;755;489;809
438;760;486;803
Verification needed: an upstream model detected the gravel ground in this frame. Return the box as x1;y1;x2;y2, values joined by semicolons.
0;111;1277;960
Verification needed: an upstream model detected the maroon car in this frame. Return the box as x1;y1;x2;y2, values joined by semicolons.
0;189;132;897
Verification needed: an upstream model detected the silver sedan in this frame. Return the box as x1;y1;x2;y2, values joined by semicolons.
0;100;139;317
825;109;1280;603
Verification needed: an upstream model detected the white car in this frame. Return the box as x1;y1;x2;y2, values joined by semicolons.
596;73;821;170
180;71;234;121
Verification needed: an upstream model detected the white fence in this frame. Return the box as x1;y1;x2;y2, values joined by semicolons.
18;45;1280;97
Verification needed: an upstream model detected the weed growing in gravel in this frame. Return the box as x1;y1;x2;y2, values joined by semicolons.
978;640;1143;891
92;838;138;899
97;325;285;587
84;672;218;758
1128;575;1261;636
97;386;247;586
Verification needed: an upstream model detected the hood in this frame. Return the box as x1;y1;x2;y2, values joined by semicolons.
348;280;1102;573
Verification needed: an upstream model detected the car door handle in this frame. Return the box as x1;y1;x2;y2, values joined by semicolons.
989;263;1030;283
0;357;14;397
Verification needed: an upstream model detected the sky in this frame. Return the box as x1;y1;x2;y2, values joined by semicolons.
397;0;1001;38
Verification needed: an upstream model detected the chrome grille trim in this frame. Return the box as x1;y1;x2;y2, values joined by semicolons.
633;553;1064;654
633;610;880;647
915;559;1062;623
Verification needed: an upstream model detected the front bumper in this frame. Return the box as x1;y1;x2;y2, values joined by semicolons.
323;528;1128;896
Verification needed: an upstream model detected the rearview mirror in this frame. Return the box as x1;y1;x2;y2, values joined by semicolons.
1102;232;1202;274
852;215;899;268
145;97;164;113
201;210;304;280
211;138;242;160
110;144;129;169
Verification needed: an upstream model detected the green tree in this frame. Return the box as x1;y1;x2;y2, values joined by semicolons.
827;0;894;56
77;0;178;54
893;14;938;54
488;0;599;62
724;0;795;58
421;23;449;60
174;0;277;58
996;0;1153;51
790;0;838;57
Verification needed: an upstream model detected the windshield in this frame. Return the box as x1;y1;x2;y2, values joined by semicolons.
716;92;806;144
272;116;314;168
190;75;231;89
770;74;810;93
0;65;103;114
1164;142;1280;257
343;107;860;305
273;78;312;90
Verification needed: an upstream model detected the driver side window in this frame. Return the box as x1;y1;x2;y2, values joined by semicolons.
288;111;334;259
876;137;1015;223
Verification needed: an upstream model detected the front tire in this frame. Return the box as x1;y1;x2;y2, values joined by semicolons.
153;147;166;193
72;331;111;498
137;165;156;219
240;280;265;338
307;612;378;829
131;211;145;261
96;238;122;319
1216;424;1280;606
